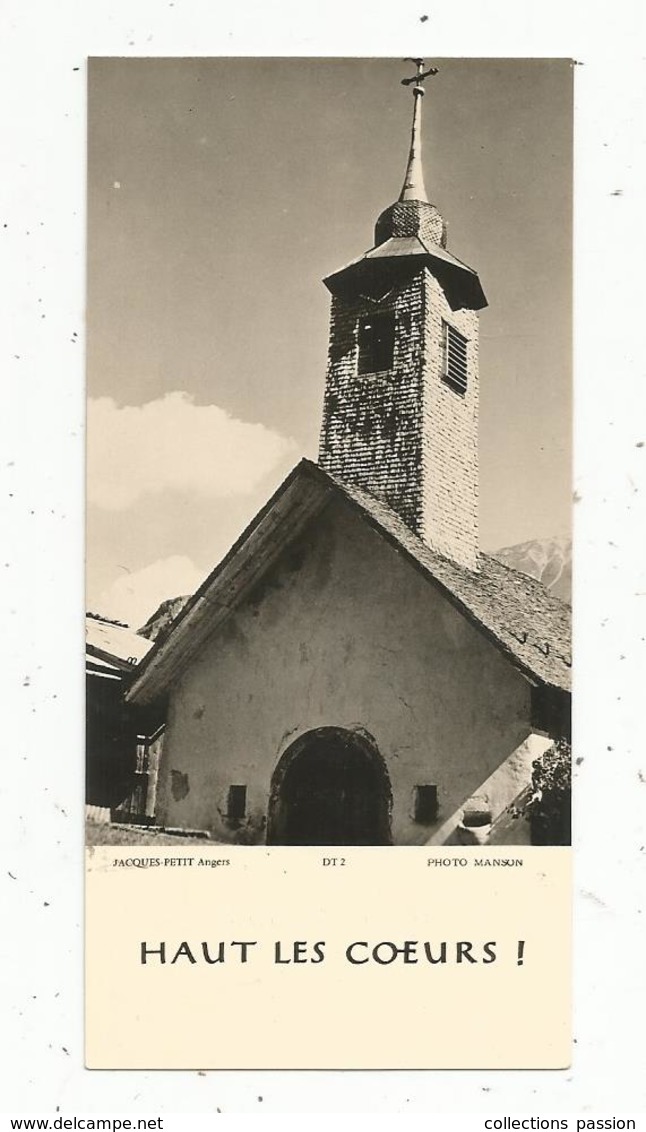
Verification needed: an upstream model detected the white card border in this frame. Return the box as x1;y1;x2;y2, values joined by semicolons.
3;0;646;1112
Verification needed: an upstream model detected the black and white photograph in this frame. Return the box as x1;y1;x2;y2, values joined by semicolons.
85;57;572;848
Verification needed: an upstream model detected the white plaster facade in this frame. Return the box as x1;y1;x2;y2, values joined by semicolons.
153;497;544;845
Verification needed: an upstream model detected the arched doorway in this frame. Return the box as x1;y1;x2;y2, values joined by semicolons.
267;727;392;845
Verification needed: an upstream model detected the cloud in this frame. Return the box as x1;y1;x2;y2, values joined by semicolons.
87;392;297;510
97;555;207;629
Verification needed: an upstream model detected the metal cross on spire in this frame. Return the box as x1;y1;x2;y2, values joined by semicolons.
401;57;439;90
399;58;438;203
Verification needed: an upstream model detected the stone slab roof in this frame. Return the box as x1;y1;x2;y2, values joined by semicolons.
332;474;572;692
127;459;571;706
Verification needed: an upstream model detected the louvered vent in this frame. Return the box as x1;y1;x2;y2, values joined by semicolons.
442;321;468;395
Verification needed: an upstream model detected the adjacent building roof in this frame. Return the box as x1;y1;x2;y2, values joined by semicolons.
86;614;152;677
126;460;571;707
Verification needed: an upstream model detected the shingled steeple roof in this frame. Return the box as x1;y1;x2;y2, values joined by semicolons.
323;61;486;311
374;58;448;250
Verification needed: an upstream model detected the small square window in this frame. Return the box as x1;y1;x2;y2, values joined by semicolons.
357;311;396;374
413;785;439;823
227;785;247;821
442;321;468;395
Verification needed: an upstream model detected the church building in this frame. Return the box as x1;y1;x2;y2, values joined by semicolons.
126;64;571;846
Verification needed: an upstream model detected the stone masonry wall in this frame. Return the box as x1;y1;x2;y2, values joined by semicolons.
319;266;479;570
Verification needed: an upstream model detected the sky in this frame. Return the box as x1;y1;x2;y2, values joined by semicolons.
86;57;573;628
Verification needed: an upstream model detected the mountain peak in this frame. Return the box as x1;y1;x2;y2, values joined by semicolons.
137;595;191;642
493;537;571;603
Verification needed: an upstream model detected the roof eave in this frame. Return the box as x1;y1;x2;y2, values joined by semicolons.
126;460;334;706
324;245;487;311
127;459;570;705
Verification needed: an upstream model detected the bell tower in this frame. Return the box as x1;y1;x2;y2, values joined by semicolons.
318;60;487;571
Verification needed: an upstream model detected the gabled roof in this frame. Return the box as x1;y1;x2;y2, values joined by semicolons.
126;460;571;706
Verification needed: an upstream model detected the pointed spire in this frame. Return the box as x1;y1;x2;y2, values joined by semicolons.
399;59;437;203
374;59;447;249
400;86;427;202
